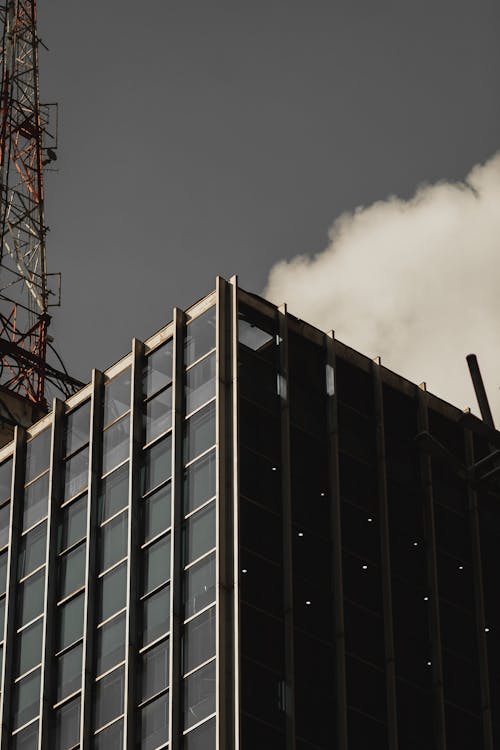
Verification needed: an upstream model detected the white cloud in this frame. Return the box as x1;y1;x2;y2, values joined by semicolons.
264;152;500;420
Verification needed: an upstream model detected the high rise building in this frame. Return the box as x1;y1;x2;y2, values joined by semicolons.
0;276;498;750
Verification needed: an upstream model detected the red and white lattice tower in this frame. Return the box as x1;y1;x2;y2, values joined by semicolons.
0;0;81;440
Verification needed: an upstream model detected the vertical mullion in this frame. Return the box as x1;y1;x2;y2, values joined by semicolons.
216;277;234;750
0;426;25;749
278;304;296;750
325;331;347;750
39;398;64;749
124;338;144;749
416;387;446;750
372;358;398;750
169;307;185;750
229;276;240;750
465;430;493;750
81;369;104;750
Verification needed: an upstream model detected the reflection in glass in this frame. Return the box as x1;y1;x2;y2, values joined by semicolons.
58;594;85;651
18;570;45;626
56;643;82;701
184;554;215;618
184;402;216;464
102;414;130;475
54;696;80;750
18;522;46;580
184;660;216;729
103;368;131;427
25;429;51;483
23;473;49;531
141;692;169;750
141;639;169;701
98;464;128;523
144;387;172;444
12;721;38;750
94;666;124;729
183;607;216;674
144;341;173;398
0;502;9;548
0;458;12;505
96;613;126;675
59;543;86;599
99;511;128;572
183;451;216;515
13;667;40;729
94;718;123;749
143;483;171;543
98;563;127;622
63;447;89;501
184;717;216;750
183;502;216;565
58;496;87;553
184;308;216;367
144;534;171;595
185;353;216;415
238;317;274;351
143;585;170;646
17;618;43;676
64;401;91;457
142;436;172;495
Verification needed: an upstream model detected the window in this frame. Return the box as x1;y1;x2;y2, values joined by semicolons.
0;502;10;548
59;543;86;599
143;534;171;595
103;369;131;427
25;429;51;483
102;415;130;475
13;668;41;729
144;387;173;445
183;450;216;515
0;458;12;504
98;464;128;523
58;594;85;652
18;522;46;578
18;570;45;627
63;447;89;501
64;401;91;456
96;614;126;675
143;483;171;543
185;353;216;415
184;308;216;366
183;717;215;750
144;341;173;398
143;586;170;646
183;503;216;565
99;511;128;572
184;660;216;729
54;696;80;750
12;721;38;750
184;607;216;674
94;667;124;729
141;639;169;702
94;719;123;748
56;643;82;701
141;692;169;750
16;619;43;676
184;553;215;618
23;473;49;531
58;496;87;553
98;563;127;622
142;436;172;495
184;402;216;464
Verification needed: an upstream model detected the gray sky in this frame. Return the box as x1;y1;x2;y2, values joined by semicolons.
38;0;500;389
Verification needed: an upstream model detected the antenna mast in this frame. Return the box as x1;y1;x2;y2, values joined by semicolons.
0;0;82;438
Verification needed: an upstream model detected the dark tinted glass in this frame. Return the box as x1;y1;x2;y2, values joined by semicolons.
185;353;216;414
58;495;87;552
64;401;91;456
0;502;9;548
102;415;130;475
183;502;216;565
98;464;128;522
184;402;215;464
142;436;172;495
183;607;216;674
94;718;123;749
98;562;127;622
58;594;85;651
184;307;216;366
143;534;170;595
56;643;82;701
63;447;89;501
25;429;51;482
141;639;169;701
18;522;46;578
12;721;38;750
103;369;131;427
143;483;171;543
99;511;128;572
183;450;216;515
141;692;169;750
17;618;43;676
18;570;44;626
144;387;172;444
183;660;216;729
143;585;170;646
0;551;7;594
183;717;215;750
184;554;215;618
59;543;86;599
0;458;12;504
23;473;49;531
54;696;80;750
96;613;126;675
144;341;173;398
13;668;40;729
94;667;124;729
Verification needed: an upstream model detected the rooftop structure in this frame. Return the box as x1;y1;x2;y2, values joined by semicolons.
0;277;497;750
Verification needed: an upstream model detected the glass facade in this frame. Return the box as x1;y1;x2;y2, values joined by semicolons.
0;278;497;750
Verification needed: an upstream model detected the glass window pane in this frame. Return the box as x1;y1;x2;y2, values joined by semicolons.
144;534;170;595
18;570;45;626
55;696;80;750
0;597;4;638
99;511;128;572
25;430;51;483
102;415;130;475
18;522;46;579
59;543;86;599
143;585;170;646
63;447;89;501
98;464;128;523
183;660;216;729
143;483;171;543
0;551;7;595
144;341;173;398
98;562;127;623
184;402;215;465
185;353;216;415
58;594;85;651
141;639;169;702
96;613;126;676
183;450;216;515
0;502;10;548
13;668;40;729
94;719;123;749
103;368;131;427
94;667;124;729
142;436;172;495
184;308;216;366
65;401;91;457
184;607;216;674
0;458;12;504
17;618;43;676
183;502;215;565
56;643;82;701
184;554;215;619
144;386;172;445
141;692;169;750
23;473;49;531
238;317;274;351
58;496;87;553
12;721;38;750
184;717;215;750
